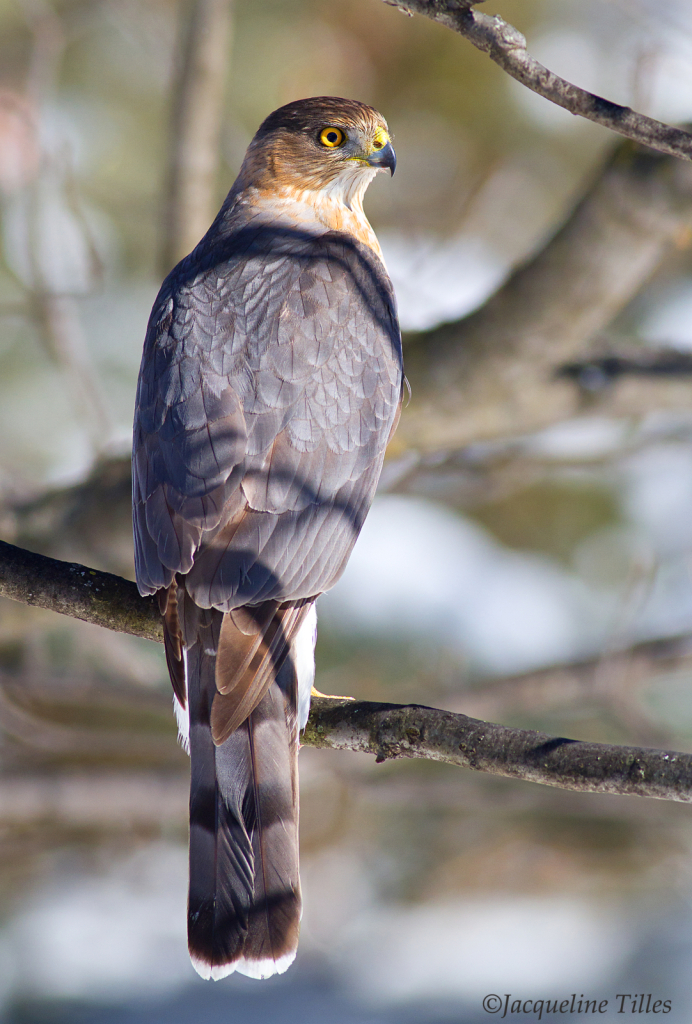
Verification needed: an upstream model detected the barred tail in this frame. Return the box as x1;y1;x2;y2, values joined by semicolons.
185;640;301;980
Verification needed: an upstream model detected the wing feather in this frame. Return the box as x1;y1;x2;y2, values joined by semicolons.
133;214;402;610
211;600;311;744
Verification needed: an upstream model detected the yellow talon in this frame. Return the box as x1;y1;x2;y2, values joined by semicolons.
311;685;355;701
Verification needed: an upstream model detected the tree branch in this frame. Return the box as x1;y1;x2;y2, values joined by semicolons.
398;139;692;453
449;634;692;749
7;456;135;576
384;0;692;162
305;697;692;803
0;540;162;643
2;540;691;804
160;0;234;273
0;772;188;828
557;350;692;393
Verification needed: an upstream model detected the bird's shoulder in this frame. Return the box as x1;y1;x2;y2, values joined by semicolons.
132;195;403;601
138;195;400;400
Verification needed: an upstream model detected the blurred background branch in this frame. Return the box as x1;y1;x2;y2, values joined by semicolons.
160;0;234;273
2;0;114;453
399;138;692;452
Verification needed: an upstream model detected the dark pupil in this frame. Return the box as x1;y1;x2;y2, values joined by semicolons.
327;131;338;143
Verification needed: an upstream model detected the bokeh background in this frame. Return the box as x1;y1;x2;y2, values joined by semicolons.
3;0;692;1020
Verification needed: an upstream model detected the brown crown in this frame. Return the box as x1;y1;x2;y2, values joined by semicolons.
255;96;387;139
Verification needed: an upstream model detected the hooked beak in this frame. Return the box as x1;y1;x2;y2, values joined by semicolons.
367;139;396;176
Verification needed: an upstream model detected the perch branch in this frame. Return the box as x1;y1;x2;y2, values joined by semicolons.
1;540;691;803
304;698;692;803
384;0;692;162
0;540;162;643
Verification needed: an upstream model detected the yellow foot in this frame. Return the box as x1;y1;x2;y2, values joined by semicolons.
311;685;355;701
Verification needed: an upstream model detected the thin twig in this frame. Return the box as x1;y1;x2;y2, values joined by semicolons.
557;350;692;392
385;0;692;162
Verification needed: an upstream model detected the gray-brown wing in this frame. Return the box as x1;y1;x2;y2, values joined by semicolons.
132;220;403;608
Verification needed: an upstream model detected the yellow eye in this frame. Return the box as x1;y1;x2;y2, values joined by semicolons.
319;126;346;148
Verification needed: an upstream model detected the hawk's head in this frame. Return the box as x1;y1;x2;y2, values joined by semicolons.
239;96;395;208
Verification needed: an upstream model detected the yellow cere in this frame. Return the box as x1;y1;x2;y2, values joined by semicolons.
319;126;346;148
372;127;390;151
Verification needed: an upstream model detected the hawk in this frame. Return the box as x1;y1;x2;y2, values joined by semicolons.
132;97;402;981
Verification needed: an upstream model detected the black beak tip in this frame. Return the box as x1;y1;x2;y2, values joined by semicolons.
368;141;396;176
